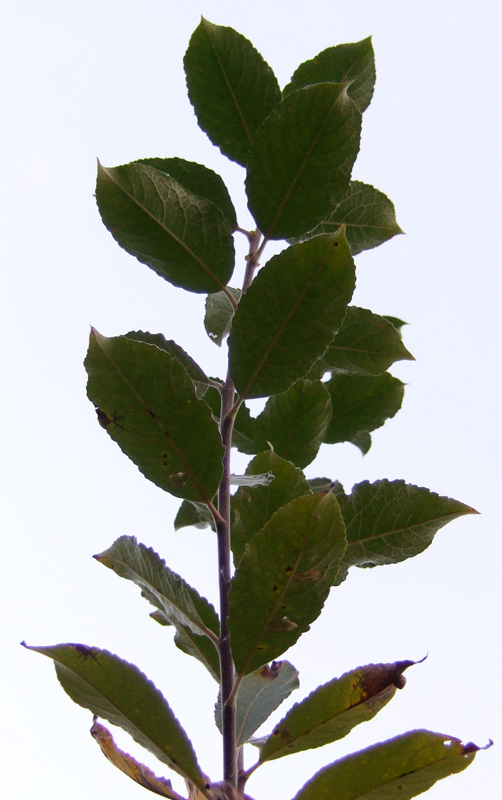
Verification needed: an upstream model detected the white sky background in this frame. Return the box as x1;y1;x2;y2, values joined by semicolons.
1;1;500;798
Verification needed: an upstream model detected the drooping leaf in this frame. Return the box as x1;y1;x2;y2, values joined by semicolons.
337;479;478;581
94;536;220;644
283;38;376;113
231;451;311;564
205;288;241;346
246;83;361;240
173;627;221;682
215;661;299;746
95;161;234;294
229;492;346;676
229;232;355;399
254;380;332;468
22;643;207;791
291;182;403;255
124;330;212;396
349;430;372;455
90;716;185;799
135;157;237;230
291;729;487;800
184;18;281;166
257;659;419;763
324;372;404;444
85;330;224;502
311;307;414;377
174;500;216;531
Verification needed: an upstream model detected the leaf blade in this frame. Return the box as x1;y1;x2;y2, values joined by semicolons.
246;83;361;240
258;660;418;763
23;643;207;791
291;729;484;800
215;660;299;746
95;161;234;293
229;492;346;676
85;330;224;502
228;232;355;399
184;18;281;166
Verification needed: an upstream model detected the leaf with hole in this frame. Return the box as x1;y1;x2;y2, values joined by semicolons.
229;492;346;676
85;329;224;502
291;729;488;800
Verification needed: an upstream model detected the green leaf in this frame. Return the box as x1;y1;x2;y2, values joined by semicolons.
338;479;478;580
174;500;216;531
95;161;234;294
124;330;212;396
292;182;403;255
246;83;361;240
324;373;404;444
258;659;418;763
308;478;345;496
231;451;311;564
85;330;224;502
283;38;375;113
135;157;237;230
229;492;346;676
254;380;332;468
229;232;355;399
204;287;241;346
215;660;299;746
184;18;281;166
201;385;259;455
291;729;485;800
94;536;220;645
349;430;372;455
22;643;207;791
384;315;408;334
312;307;414;376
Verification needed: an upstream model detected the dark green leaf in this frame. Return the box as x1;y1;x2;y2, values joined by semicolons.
324;373;404;444
338;479;478;580
254;380;332;468
205;287;241;346
291;729;484;800
85;330;224;502
94;536;220;645
258;659;418;763
246;83;361;239
292;182;403;255
215;660;299;746
283;38;375;113
229;492;346;676
174;500;216;531
22;643;207;791
135;157;237;230
229;232;355;399
231;451;310;564
184;18;281;166
124;330;211;396
313;307;414;376
95;161;234;294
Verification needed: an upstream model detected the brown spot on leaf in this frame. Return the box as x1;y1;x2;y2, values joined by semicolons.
276;616;298;632
259;661;281;679
293;569;321;581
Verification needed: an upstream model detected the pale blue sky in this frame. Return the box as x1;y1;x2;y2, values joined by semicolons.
2;1;500;798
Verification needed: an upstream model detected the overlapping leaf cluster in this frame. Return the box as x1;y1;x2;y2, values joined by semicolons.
26;18;486;800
